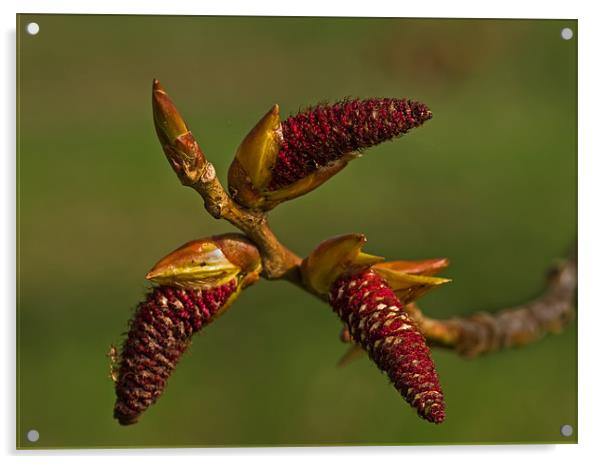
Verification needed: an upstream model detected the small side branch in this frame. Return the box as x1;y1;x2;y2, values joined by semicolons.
174;155;299;280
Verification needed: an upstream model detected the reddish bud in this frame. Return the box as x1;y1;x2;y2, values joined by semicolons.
113;281;238;425
113;234;261;425
330;269;446;424
268;98;432;190
152;79;189;146
152;79;207;186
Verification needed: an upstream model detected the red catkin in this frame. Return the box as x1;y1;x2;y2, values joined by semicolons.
268;98;432;190
329;269;445;424
113;280;237;425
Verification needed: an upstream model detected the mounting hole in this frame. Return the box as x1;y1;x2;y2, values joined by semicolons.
560;27;573;40
26;429;39;442
26;22;40;36
560;424;573;437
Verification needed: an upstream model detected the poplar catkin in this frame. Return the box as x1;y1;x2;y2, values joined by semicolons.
113;281;237;425
329;269;445;423
268;98;432;190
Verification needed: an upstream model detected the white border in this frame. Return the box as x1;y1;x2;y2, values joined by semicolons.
2;1;600;463
0;0;587;18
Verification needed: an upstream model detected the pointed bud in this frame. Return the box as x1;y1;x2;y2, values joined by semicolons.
145;233;261;290
227;105;282;209
152;79;189;146
229;98;432;211
301;234;383;295
152;79;207;185
146;239;239;288
235;105;281;187
113;234;261;425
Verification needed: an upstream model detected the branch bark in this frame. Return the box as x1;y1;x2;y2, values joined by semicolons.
405;251;577;356
164;143;299;280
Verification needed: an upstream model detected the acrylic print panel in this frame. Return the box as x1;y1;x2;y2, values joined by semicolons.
16;15;577;448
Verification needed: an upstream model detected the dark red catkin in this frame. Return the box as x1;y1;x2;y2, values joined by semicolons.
268;98;432;190
329;269;445;424
113;280;237;425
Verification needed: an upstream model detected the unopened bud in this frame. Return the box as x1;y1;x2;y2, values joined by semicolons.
301;234;383;295
152;79;189;146
152;79;207;185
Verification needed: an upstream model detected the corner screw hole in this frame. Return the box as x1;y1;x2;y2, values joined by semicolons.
560;424;573;437
561;27;573;40
26;429;39;442
26;22;40;36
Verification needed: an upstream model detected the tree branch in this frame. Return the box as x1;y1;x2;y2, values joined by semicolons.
154;78;576;357
407;251;577;357
164;139;299;280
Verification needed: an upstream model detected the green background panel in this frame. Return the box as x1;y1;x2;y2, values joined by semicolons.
17;15;577;448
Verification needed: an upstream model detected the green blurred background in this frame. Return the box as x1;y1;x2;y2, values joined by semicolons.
16;15;577;448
